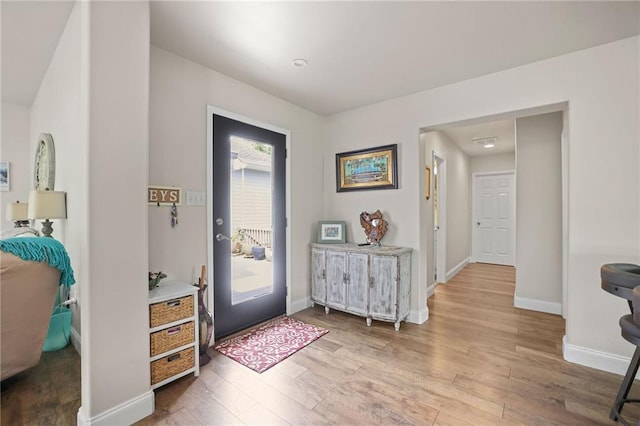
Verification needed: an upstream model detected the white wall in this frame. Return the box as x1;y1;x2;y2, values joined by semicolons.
325;36;639;370
149;46;325;308
470;152;515;175
0;103;31;229
31;2;152;423
514;112;563;314
421;131;471;289
83;1;151;420
29;0;86;362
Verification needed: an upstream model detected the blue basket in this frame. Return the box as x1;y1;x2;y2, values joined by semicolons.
43;306;72;352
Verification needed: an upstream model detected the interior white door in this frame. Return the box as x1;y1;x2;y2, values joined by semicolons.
473;173;515;266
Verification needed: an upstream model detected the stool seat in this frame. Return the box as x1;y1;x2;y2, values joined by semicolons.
601;263;640;301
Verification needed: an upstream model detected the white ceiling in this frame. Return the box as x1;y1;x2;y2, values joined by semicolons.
1;1;75;105
2;1;639;117
439;119;516;158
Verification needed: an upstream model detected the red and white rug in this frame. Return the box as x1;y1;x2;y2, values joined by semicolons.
214;316;329;373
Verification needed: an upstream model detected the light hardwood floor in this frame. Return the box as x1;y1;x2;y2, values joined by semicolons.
3;263;639;424
138;263;639;425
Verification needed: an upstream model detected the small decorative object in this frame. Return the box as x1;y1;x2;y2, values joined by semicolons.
34;133;55;190
170;203;178;227
148;271;167;291
360;210;388;246
336;144;398;192
317;221;346;244
195;265;213;366
147;186;182;205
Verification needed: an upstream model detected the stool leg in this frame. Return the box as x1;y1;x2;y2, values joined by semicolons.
611;346;640;421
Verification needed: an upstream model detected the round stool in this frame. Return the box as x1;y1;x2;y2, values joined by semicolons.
601;263;640;423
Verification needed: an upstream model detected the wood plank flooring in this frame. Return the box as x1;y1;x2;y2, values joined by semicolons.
138;263;639;425
3;263;639;424
1;343;80;425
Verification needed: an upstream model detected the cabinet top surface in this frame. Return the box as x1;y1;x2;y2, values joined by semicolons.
149;280;198;303
311;243;412;255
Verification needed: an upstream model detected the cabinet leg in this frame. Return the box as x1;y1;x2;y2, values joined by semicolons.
325;306;330;315
366;317;372;327
394;321;401;331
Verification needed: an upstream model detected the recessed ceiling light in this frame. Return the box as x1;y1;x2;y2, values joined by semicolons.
292;58;308;68
483;143;495;149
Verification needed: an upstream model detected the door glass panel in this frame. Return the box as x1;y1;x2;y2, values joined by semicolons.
229;136;274;305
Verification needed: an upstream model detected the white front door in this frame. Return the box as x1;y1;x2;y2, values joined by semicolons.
472;172;515;266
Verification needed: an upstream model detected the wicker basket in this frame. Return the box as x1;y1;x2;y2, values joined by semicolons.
150;321;195;357
151;347;195;385
149;295;194;328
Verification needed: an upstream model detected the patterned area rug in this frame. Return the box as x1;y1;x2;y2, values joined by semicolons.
214;316;329;373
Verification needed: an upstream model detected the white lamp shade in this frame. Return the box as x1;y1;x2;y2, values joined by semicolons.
6;202;28;221
28;190;67;219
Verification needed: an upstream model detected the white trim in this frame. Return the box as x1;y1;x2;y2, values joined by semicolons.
563;336;632;376
77;391;154;426
206;106;293;326
70;325;81;354
446;257;471;282
514;296;562;315
432;151;447;284
560;112;569;319
408;307;429;324
471;171;516;266
427;283;436;298
290;296;311;314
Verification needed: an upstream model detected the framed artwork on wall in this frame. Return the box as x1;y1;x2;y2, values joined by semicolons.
0;161;9;191
335;144;398;192
317;221;346;244
425;165;431;200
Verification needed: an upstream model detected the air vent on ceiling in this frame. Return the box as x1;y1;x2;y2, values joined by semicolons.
472;137;497;148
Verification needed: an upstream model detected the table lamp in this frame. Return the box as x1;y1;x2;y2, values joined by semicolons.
28;190;67;238
6;201;30;227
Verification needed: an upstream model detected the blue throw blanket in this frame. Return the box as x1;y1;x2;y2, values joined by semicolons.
0;237;76;287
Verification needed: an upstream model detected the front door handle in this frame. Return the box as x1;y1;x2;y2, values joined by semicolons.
216;233;231;241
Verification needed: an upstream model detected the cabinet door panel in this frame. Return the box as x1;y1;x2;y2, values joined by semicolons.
370;255;397;320
346;252;368;316
326;251;346;308
311;248;326;302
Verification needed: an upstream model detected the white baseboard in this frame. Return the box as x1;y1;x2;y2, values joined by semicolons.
77;390;154;426
427;283;435;298
446;257;471;282
563;335;633;376
70;326;81;354
514;296;562;315
408;306;429;324
289;296;311;314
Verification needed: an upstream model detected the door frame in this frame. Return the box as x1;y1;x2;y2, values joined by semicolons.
432;151;447;284
206;105;291;345
471;170;516;265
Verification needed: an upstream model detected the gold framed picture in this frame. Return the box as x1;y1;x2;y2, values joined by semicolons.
425;165;431;200
335;144;398;192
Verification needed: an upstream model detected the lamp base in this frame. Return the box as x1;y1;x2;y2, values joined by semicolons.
40;219;54;238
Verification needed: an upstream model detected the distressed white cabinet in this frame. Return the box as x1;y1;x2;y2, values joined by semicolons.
310;243;411;330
